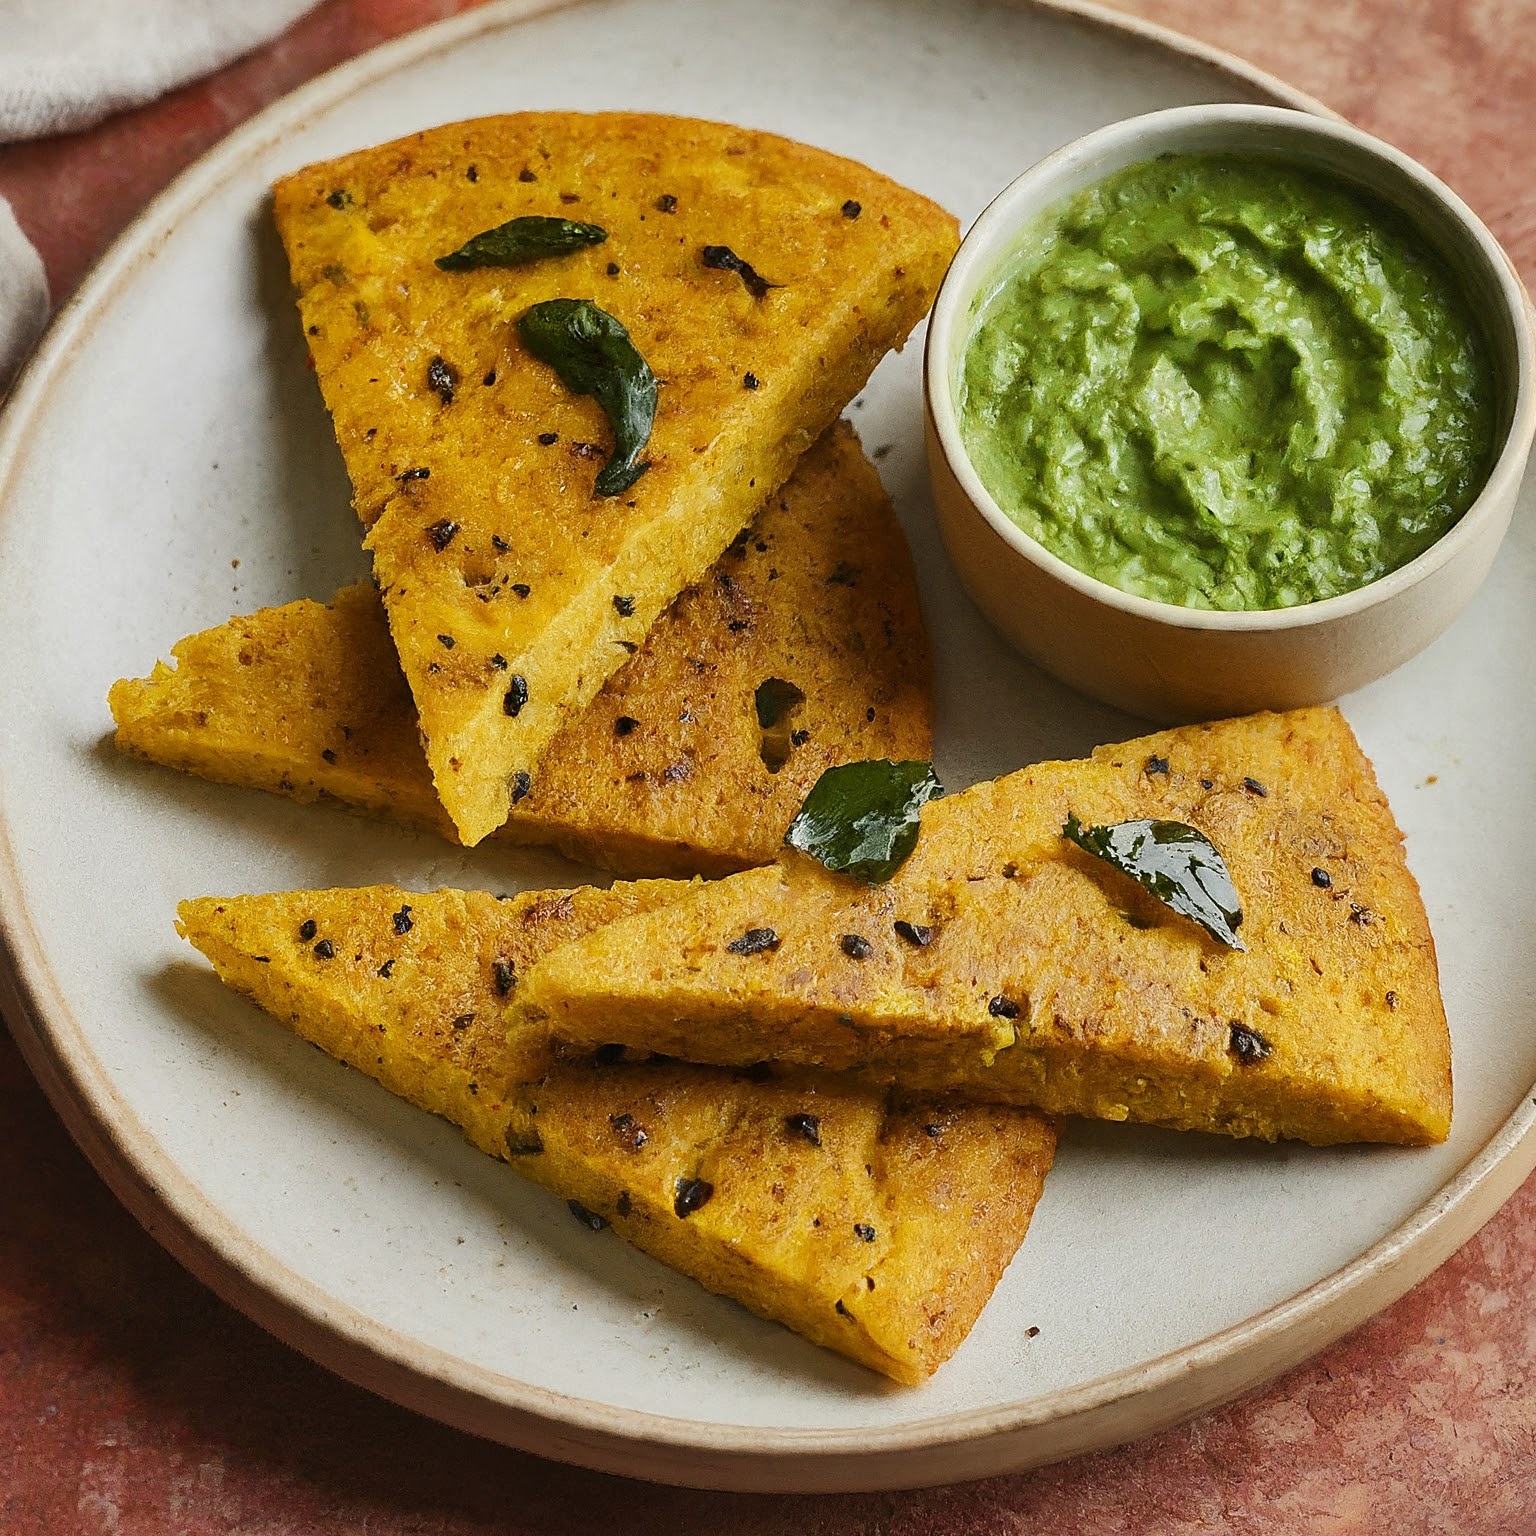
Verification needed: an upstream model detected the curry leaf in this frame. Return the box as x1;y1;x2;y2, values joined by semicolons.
1062;815;1245;950
517;299;658;496
435;216;607;271
785;760;943;883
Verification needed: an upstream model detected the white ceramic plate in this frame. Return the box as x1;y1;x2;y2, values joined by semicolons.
2;0;1534;1495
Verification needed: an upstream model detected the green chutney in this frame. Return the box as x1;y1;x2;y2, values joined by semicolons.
957;154;1497;609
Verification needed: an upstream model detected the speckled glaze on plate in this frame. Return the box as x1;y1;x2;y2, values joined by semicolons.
1;0;1534;1495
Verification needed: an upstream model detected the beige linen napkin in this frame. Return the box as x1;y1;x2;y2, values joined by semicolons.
0;0;324;388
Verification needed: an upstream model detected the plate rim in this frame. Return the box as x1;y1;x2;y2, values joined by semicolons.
1;0;1529;1493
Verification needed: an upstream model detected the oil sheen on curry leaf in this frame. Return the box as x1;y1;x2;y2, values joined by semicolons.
517;299;658;496
435;216;607;271
1062;815;1246;950
785;760;943;883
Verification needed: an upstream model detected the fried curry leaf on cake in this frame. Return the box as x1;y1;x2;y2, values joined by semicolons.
1062;815;1245;950
518;299;657;496
785;759;942;883
435;215;607;271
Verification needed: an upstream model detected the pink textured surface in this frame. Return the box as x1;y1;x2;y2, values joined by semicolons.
3;1;1536;1528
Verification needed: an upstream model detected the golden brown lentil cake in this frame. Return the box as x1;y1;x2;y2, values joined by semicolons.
516;708;1452;1146
272;113;957;845
109;426;931;877
177;883;1055;1383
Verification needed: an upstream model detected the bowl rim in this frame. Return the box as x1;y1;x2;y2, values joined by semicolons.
924;102;1536;634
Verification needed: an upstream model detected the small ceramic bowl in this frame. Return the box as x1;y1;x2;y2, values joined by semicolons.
925;104;1536;722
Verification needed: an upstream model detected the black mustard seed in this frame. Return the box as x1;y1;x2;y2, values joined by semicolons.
673;1177;714;1218
1228;1022;1272;1064
785;1113;821;1147
726;927;780;956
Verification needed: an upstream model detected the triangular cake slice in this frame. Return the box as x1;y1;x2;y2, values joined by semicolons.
516;709;1451;1146
177;883;1056;1383
273;113;957;844
109;425;932;876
